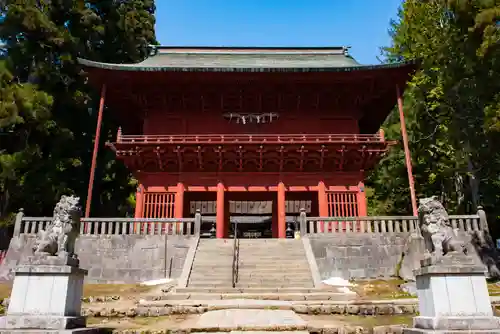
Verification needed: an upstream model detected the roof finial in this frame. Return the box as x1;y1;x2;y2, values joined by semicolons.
343;46;351;56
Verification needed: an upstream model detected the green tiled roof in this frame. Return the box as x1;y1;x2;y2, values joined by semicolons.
78;46;409;72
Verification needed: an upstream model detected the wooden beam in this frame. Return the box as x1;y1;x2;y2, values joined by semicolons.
155;147;164;171
279;146;285;173
397;84;418;216
85;84;107;219
196;146;204;170
175;146;183;172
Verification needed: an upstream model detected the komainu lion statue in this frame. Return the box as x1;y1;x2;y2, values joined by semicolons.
418;196;467;264
33;195;81;258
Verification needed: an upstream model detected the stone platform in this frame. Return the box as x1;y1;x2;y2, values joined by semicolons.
404;252;500;334
1;254;98;333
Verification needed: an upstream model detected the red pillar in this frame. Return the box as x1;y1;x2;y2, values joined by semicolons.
175;182;185;233
134;184;145;234
85;84;107;219
396;85;418;216
134;184;145;218
277;182;286;238
272;199;278;238
318;181;328;232
357;182;368;216
216;182;225;238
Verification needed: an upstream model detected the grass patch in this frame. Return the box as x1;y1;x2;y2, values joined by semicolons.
0;283;153;301
352;279;500;300
0;284;11;300
335;314;413;327
82;284;152;297
488;282;500;296
351;279;414;300
87;315;193;330
303;314;413;328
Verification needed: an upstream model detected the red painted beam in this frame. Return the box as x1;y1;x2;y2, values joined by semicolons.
396;85;418;216
85;84;107;219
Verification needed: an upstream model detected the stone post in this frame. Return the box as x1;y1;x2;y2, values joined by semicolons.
403;253;500;334
12;209;24;237
299;208;307;236
194;209;202;237
477;206;489;232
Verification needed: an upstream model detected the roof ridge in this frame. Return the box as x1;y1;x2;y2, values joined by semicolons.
148;45;350;56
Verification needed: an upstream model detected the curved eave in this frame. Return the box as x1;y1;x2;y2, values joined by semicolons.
78;57;415;73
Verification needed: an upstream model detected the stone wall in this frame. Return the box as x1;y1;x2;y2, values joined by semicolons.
0;234;196;283
308;233;410;280
308;231;497;280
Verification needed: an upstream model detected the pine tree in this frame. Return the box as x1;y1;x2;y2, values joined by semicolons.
0;0;156;220
368;0;500;235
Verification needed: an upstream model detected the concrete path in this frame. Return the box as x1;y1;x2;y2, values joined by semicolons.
195;309;307;330
196;332;309;334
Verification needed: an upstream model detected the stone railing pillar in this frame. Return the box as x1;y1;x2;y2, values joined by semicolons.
477;206;489;232
194;210;202;237
13;208;24;237
299;208;307;236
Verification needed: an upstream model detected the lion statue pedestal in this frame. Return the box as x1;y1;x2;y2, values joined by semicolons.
2;196;97;333
404;197;500;334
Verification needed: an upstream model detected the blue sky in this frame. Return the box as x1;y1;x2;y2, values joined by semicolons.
156;0;403;65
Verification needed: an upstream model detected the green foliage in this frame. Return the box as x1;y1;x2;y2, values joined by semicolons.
367;0;500;235
0;0;156;222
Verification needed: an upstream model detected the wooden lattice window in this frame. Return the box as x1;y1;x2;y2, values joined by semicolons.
142;192;176;218
326;191;359;232
326;191;359;217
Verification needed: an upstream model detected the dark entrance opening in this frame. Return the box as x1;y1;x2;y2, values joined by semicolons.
229;215;272;238
228;192;274;239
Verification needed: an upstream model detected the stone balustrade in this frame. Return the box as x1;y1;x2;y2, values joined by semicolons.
12;207;488;237
298;207;488;235
13;209;202;236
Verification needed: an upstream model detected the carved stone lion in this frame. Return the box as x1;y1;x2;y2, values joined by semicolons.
418;196;467;264
33;195;81;258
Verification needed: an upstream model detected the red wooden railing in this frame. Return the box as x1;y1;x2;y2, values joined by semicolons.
116;133;385;145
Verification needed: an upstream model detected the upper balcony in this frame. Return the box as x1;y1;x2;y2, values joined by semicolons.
115;129;387;145
108;129;393;173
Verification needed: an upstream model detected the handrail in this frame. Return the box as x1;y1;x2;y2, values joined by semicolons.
116;133;385;144
231;221;240;288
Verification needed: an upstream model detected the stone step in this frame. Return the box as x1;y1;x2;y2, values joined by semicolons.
188;280;233;286
238;261;309;265
236;271;310;276
231;272;312;276
236;278;313;282
142;292;351;301
191;263;232;268
237;265;310;270
176;287;324;293
236;284;315;289
238;257;307;260
188;277;312;283
234;278;312;287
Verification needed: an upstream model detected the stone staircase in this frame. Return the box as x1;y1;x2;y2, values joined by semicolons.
177;238;353;300
187;239;233;287
236;239;314;288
